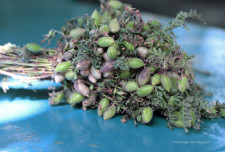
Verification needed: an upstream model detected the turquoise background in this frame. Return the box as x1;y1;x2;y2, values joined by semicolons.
0;0;225;152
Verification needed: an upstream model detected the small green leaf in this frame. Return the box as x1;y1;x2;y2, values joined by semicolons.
90;84;94;90
137;115;141;121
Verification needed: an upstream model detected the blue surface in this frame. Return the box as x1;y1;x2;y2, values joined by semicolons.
0;0;98;45
1;1;225;152
0;77;61;90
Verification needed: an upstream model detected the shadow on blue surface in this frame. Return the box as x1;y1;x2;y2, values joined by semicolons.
0;95;225;152
0;87;225;152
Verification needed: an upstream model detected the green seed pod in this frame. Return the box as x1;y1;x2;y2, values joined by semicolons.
122;81;139;92
98;37;115;47
76;59;91;70
161;75;172;92
100;60;114;73
191;110;196;126
109;18;120;33
82;94;96;109
178;75;188;93
107;46;118;60
98;98;110;116
91;9;101;27
137;85;154;97
112;42;119;50
127;21;135;31
181;54;188;67
151;73;161;86
65;70;75;81
129;58;145;69
99;25;109;34
108;0;123;9
167;72;179;89
103;104;117;120
69;28;86;39
171;78;178;90
68;92;85;106
91;66;101;79
184;69;190;78
137;47;148;58
55;61;71;72
221;109;225;118
74;79;90;97
119;71;131;79
26;43;42;53
141;107;153;124
102;11;112;21
138;70;150;86
123;40;135;51
168;96;175;107
50;91;64;105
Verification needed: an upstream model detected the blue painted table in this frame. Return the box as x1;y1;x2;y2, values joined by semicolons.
1;0;225;152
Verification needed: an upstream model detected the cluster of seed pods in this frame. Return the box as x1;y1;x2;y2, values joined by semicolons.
51;49;189;124
47;0;225;128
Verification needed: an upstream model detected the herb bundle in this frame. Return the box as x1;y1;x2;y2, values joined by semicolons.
1;0;225;132
0;43;58;92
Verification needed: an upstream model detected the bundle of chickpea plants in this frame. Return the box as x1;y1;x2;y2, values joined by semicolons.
0;0;225;132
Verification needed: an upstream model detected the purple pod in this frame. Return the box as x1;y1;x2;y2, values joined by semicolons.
138;70;150;86
103;71;114;78
80;69;91;77
54;73;65;83
88;74;97;83
91;66;101;79
76;59;91;70
74;79;90;97
100;60;114;73
62;51;74;61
